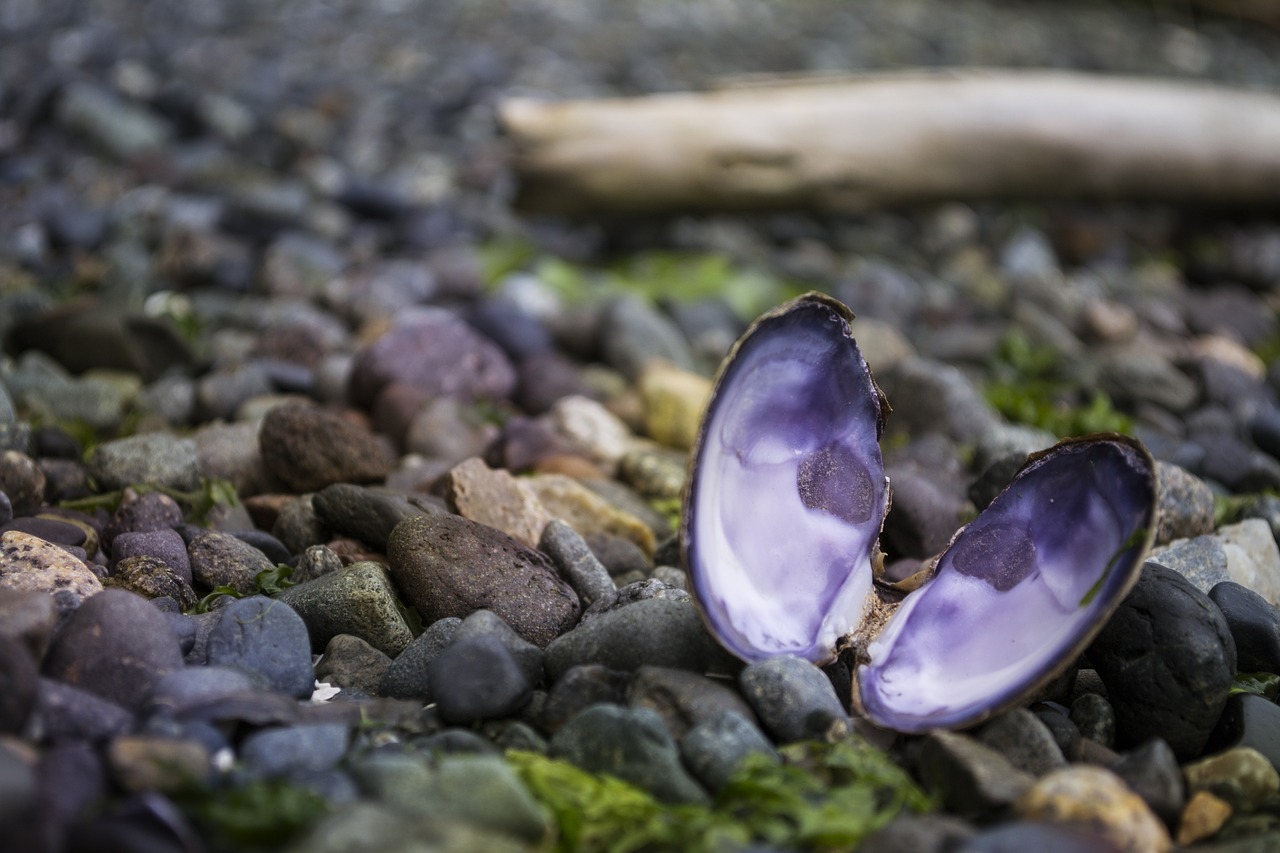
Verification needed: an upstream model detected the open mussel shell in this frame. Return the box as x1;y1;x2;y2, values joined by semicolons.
681;292;890;664
854;434;1156;732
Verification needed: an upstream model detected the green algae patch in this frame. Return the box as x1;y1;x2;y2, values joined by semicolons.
508;737;931;852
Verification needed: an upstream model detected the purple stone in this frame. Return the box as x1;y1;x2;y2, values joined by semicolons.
110;529;192;585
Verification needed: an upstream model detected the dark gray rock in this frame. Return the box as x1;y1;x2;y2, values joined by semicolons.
0;741;37;832
35;678;135;741
861;813;977;853
102;491;184;549
538;664;630;733
917;730;1034;820
347;309;516;409
314;634;391;696
271;495;329;555
0;586;58;661
880;466;968;559
584;532;652;579
258;403;396;493
550;704;709;804
231;530;292;566
739;655;849;744
1088;564;1236;758
427;635;533;724
539;519;615;608
452;610;544;687
957;821;1125;853
627;665;757;741
205;596;314;697
1070;693;1117;749
545;597;736;680
387;513;580;649
1206;693;1280;776
0;637;37;734
240;723;350;778
579;579;690;623
0;450;44;514
877;357;1001;445
1109;739;1185;830
969;451;1029;512
109;530;192;584
109;556;199;610
276;561;415;657
976;708;1067;777
378;616;461;700
312;484;433;551
1210;581;1280;675
42;589;184;712
188;530;275;596
680;711;778;794
598;296;695;380
86;434;200;492
148;665;260;716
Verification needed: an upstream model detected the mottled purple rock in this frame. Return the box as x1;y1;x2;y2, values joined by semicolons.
110;529;191;584
347;309;516;409
101;491;184;549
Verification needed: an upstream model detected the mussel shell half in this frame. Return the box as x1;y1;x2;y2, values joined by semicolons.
681;292;889;664
855;434;1156;732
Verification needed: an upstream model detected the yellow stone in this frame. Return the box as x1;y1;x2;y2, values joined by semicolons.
1015;765;1171;853
528;474;656;557
0;530;103;600
1177;790;1232;846
639;363;711;451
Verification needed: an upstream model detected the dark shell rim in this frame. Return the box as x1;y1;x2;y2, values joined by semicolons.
850;432;1158;733
679;290;890;665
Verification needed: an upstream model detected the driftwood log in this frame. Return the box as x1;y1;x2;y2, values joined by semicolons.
499;70;1280;215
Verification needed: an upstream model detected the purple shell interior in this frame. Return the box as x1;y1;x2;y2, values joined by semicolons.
683;294;888;663
857;437;1155;732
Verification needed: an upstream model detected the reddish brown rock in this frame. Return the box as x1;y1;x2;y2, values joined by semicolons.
258;402;396;493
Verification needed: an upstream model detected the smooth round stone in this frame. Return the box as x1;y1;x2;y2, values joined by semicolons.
1014;765;1171;853
0;587;57;661
240;723;350;778
1183;746;1280;813
378;616;461;700
0;637;37;733
101;491;183;548
312;483;431;552
231;530;292;566
539;519;615;609
110;529;191;584
1109;739;1185;830
550;704;709;805
0;530;103;601
1154;462;1216;545
1210;582;1280;675
388;513;580;650
1088;564;1236;758
1070;693;1117;749
957;821;1127;853
188;530;275;595
109;556;198;610
276;561;414;658
86;433;200;493
314;634;391;696
452;610;545;687
917;731;1034;820
537;664;630;733
42;588;183;711
0;516;86;551
427;635;533;724
680;711;778;794
0;451;44;515
628;665;758;742
1206;693;1280;775
976;708;1068;777
465;298;553;360
205;596;314;698
148;665;259;716
258;403;396;493
36;678;135;741
584;533;651;579
544;597;735;681
598;296;695;381
739;655;850;744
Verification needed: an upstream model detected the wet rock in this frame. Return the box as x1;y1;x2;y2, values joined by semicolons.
545;597;734;680
539;519;615;608
1210;582;1280;675
42;589;183;711
0;530;103;600
977;708;1068;777
1089;564;1235;758
1184;747;1280;813
378;616;461;700
1218;520;1280;606
917;730;1034;820
348;309;516;409
739;656;851;744
188;531;275;595
427;635;533;724
551;704;709;804
314;634;392;696
681;711;778;794
107;556;198;610
86;433;200;492
205;596;314;697
1206;694;1280;775
1014;765;1170;852
1154;461;1216;545
387;513;579;649
440;457;552;549
276;561;414;657
1109;739;1186;830
258;403;396;493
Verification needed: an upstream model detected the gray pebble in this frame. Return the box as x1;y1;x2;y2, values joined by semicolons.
379;616;461;700
680;711;778;794
1109;738;1184;830
452;609;544;687
315;634;392;696
738;655;849;743
276;561;415;657
110;529;191;584
917;730;1034;820
627;664;757;741
87;433;200;493
240;723;350;778
205;596;314;698
976;708;1067;777
188;530;275;595
539;519;616;608
427;635;533;724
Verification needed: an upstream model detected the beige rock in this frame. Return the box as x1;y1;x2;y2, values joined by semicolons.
1015;765;1171;853
550;395;636;473
1184;746;1280;812
442;457;552;549
849;317;916;372
639;364;711;451
1176;790;1232;846
528;474;656;557
1217;520;1280;607
1188;334;1266;379
0;530;103;600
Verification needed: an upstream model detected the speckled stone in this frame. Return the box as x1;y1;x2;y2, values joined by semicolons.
0;530;103;601
1014;765;1171;853
1184;747;1280;813
1154;462;1216;546
107;555;198;610
86;433;200;492
276;561;414;657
